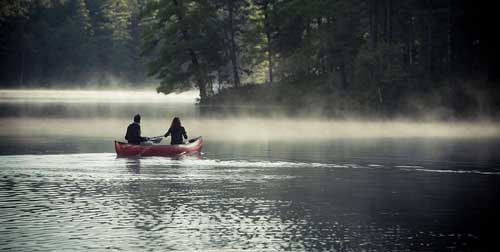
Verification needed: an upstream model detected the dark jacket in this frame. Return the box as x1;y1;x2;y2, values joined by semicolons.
164;126;187;145
125;122;148;145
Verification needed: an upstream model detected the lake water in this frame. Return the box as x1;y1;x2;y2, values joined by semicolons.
1;90;500;251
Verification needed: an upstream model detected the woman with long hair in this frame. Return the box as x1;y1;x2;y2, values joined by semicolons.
164;117;188;145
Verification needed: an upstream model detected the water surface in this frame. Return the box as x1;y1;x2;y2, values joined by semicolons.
1;90;499;251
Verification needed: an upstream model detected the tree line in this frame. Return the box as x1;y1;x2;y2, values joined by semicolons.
141;0;498;117
0;0;147;87
1;0;498;117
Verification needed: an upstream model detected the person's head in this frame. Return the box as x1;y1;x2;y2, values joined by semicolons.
170;117;181;129
133;114;141;123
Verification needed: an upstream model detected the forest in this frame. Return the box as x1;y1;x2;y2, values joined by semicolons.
0;0;147;87
1;0;499;118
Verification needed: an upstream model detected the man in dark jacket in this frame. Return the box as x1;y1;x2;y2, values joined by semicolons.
125;114;149;145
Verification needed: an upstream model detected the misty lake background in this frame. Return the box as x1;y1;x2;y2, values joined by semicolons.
1;89;500;251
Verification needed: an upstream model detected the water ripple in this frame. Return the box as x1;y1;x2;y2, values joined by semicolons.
1;153;498;176
0;153;494;251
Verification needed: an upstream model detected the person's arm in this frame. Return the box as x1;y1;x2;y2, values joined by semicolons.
182;127;188;139
164;129;171;137
125;125;130;140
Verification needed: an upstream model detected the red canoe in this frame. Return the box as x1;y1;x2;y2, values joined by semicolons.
115;136;203;157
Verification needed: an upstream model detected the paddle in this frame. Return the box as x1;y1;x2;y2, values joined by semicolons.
148;136;164;144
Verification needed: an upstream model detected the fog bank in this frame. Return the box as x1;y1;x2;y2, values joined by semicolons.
1;89;499;141
0;89;198;104
2;117;499;141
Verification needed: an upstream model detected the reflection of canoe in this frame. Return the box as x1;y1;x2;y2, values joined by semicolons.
115;136;203;157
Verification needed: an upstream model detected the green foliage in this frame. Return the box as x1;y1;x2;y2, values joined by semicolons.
100;0;133;43
140;0;269;99
355;43;407;84
0;0;29;22
197;0;494;118
0;0;147;87
1;0;497;117
141;0;222;97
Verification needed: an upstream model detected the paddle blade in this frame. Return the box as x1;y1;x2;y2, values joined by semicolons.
150;137;163;144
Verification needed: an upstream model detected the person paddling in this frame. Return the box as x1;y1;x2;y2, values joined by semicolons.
164;117;188;145
125;114;149;145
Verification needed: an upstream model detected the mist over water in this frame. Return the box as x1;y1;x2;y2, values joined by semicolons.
0;89;199;103
1;89;500;141
1;89;500;251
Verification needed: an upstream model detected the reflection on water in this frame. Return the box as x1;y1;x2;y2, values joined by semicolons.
126;158;141;174
1;154;499;251
1;90;500;251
